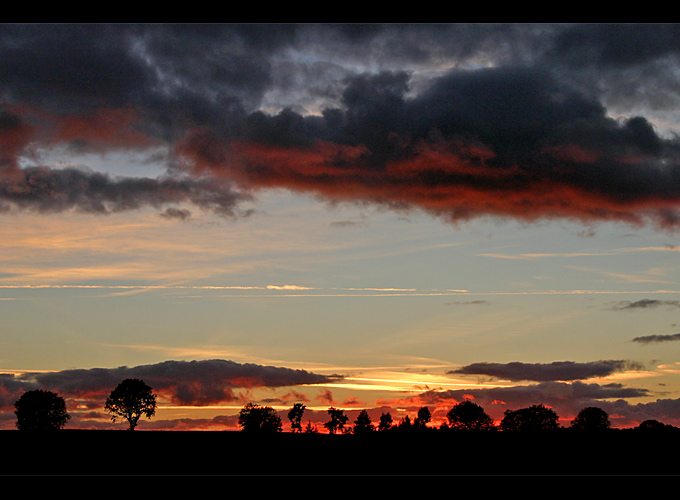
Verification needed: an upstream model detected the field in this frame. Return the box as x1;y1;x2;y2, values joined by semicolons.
2;428;678;476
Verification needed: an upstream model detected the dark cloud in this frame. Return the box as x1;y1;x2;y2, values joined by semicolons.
159;207;192;220
444;380;649;407
0;373;37;410
2;24;680;227
547;24;680;68
611;299;680;310
0;108;252;217
180;65;680;229
632;333;680;344
16;359;339;407
449;360;645;382
0;165;251;217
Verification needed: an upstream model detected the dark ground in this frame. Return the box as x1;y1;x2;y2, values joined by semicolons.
2;428;678;476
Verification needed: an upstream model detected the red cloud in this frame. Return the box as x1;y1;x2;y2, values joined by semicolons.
51;107;155;149
176;131;680;229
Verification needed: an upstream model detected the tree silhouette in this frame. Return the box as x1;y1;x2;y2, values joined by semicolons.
570;406;610;431
105;378;157;431
397;415;412;431
324;407;349;434
378;411;393;431
500;404;559;432
637;419;667;431
446;400;495;431
353;409;375;434
288;403;306;433
238;403;282;433
414;406;431;429
14;389;70;431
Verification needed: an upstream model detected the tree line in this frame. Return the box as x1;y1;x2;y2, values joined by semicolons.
10;379;678;433
243;400;677;434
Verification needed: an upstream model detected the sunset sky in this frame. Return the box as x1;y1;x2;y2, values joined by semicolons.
2;23;680;431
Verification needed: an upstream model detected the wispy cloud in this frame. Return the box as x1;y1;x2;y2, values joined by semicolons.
479;245;680;260
265;285;314;290
610;299;680;310
2;284;680;300
632;333;680;344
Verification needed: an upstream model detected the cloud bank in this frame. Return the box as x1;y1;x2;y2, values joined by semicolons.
1;24;680;227
449;360;645;382
1;359;338;409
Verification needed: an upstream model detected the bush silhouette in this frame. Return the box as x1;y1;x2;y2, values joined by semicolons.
570;406;610;431
14;389;70;431
637;419;668;431
238;403;282;433
446;400;495;431
500;404;559;432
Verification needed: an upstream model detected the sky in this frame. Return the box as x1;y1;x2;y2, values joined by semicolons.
2;23;680;431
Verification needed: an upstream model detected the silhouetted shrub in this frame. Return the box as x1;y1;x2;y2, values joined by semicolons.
238;402;282;433
570;406;611;431
500;404;559;432
446;401;495;431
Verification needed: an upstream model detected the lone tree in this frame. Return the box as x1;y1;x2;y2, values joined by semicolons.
238;403;282;433
500;404;560;432
14;389;70;431
570;406;611;431
353;409;375;434
324;407;349;434
287;403;306;433
105;378;157;431
446;400;495;431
